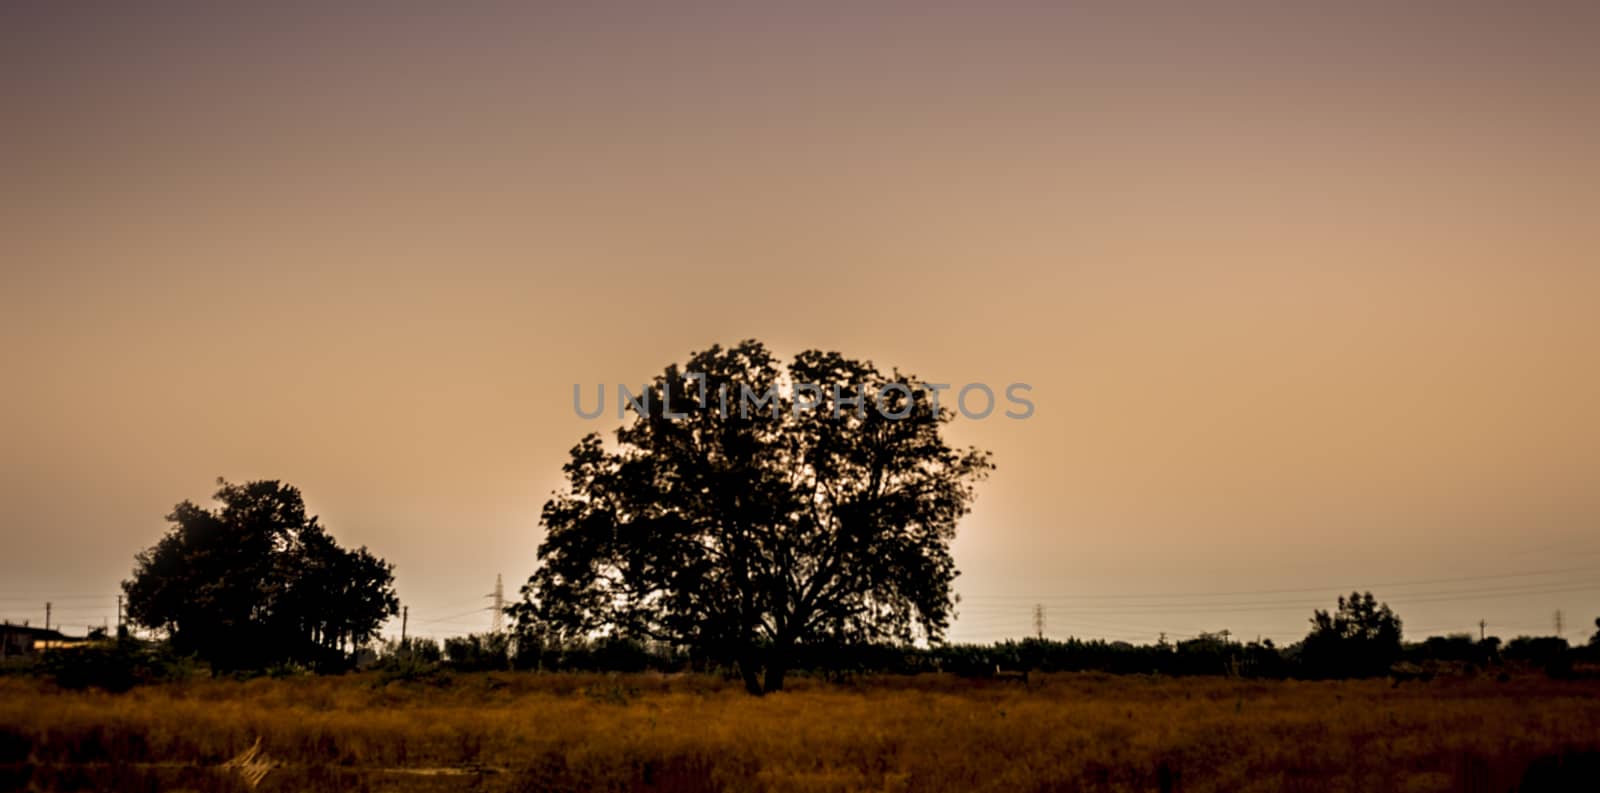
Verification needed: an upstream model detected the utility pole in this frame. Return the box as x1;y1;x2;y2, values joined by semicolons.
45;602;51;632
400;606;409;645
1478;619;1486;642
489;574;505;634
1033;604;1045;641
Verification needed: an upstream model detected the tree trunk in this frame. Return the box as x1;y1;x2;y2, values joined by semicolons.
762;640;791;693
739;652;764;696
762;661;787;693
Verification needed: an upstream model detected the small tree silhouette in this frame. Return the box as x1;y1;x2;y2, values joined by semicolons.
1300;591;1403;678
123;479;398;671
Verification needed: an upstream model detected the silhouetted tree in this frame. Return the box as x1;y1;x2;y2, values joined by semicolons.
122;479;398;671
513;341;993;693
1505;635;1573;676
1299;591;1403;678
1405;633;1498;668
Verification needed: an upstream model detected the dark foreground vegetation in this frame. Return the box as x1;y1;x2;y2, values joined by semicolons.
4;670;1599;792
8;622;1600;792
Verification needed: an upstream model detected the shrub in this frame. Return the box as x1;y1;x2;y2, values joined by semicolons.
37;639;197;691
444;632;513;672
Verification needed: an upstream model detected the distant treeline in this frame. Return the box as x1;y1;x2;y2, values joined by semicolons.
387;591;1597;681
385;628;1594;682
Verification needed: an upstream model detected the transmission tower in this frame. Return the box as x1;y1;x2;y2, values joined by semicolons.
489;574;505;633
1033;603;1045;640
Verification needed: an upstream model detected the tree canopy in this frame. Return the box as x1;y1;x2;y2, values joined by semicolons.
1299;591;1403;678
123;479;398;671
513;340;994;693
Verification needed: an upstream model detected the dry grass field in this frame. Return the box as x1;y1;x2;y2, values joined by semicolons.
3;671;1598;792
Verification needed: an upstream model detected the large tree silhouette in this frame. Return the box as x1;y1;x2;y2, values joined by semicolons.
514;341;993;693
123;479;397;671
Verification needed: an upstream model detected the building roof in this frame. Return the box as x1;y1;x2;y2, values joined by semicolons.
0;623;68;640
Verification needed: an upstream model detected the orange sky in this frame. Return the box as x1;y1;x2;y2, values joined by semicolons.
3;2;1597;644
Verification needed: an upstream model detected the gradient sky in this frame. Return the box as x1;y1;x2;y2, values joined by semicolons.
4;2;1597;645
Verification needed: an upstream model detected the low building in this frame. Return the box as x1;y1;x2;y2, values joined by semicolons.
0;622;72;659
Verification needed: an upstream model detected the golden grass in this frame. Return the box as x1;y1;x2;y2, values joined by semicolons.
3;672;1598;792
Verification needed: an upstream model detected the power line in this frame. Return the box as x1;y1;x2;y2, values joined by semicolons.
0;595;118;601
957;564;1600;602
958;580;1600;615
950;571;1600;644
412;607;493;626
